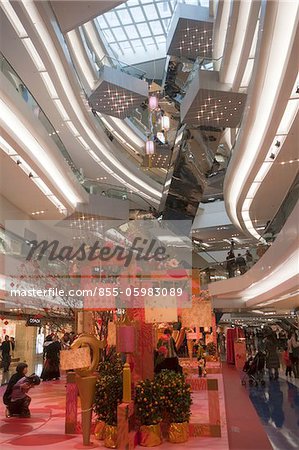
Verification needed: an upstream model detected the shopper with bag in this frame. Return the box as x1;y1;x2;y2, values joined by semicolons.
288;331;299;378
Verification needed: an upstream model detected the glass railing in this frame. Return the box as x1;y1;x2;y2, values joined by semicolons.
181;58;215;95
0;226;68;275
264;172;299;240
95;54;146;80
82;180;156;210
197;243;271;287
0;53;83;185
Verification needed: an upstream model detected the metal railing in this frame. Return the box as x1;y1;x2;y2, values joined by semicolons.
197;243;270;287
95;54;146;80
82;180;156;210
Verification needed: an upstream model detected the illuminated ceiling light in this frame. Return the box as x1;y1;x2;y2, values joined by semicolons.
277;98;299;134
149;95;158;110
1;1;27;37
77;136;90;150
66;121;80;137
88;150;101;163
145;139;155;155
53;99;70;121
21;37;45;71
32;177;53;196
40;72;58;99
0;136;17;155
242;199;252;211
0;100;80;206
0;136;67;211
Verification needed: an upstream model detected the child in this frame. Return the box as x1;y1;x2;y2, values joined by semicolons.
198;357;207;378
283;347;292;377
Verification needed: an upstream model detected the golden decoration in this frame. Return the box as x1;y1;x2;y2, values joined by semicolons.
104;424;118;449
139;424;162;447
94;420;105;440
168;422;189;443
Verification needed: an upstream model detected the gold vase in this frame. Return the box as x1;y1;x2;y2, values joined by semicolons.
94;420;105;440
140;424;162;447
104;424;117;449
168;422;189;443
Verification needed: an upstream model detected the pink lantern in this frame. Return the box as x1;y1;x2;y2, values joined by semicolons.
145;139;155;155
117;325;135;353
149;95;158;110
161;115;170;131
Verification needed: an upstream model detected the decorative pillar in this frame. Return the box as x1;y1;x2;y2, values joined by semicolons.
65;371;78;434
71;334;106;447
127;308;154;381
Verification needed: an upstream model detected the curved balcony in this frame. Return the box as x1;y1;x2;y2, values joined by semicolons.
0;53;83;186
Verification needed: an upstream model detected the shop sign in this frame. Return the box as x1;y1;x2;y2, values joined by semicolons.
26;317;41;326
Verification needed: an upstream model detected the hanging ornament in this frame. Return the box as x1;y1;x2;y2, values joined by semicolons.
149;95;158;111
145;139;155;155
4;320;9;325
161;115;170;131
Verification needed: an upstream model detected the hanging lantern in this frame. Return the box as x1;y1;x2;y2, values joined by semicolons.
149;95;158;110
145;140;155;155
161;115;170;131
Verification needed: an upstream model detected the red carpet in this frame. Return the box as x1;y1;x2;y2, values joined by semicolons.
222;364;272;450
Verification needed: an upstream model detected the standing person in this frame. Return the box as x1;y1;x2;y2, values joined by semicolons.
283;346;293;377
1;335;11;374
245;250;254;268
265;332;280;380
41;335;61;381
61;332;71;350
287;331;299;378
155;329;180;373
236;253;247;274
226;251;236;278
10;337;15;358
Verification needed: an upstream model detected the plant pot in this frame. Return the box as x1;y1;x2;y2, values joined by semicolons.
140;424;162;447
168;422;189;443
94;420;105;440
104;424;117;448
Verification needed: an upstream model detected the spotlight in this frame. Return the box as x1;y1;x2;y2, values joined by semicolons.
269;153;275;160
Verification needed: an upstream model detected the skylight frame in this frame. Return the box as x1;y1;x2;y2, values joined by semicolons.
96;0;204;62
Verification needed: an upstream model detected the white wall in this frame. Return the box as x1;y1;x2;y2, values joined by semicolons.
192;201;232;230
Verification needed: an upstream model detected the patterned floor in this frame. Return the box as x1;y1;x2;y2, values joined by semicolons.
0;365;229;450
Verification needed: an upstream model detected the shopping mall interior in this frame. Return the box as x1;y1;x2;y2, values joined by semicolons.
0;1;298;449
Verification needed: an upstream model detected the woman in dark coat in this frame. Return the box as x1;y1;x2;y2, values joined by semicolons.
265;333;280;380
40;335;61;381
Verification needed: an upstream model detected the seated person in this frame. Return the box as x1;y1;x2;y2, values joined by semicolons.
3;362;40;417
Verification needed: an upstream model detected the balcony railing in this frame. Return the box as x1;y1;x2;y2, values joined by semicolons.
198;243;270;287
82;180;156;210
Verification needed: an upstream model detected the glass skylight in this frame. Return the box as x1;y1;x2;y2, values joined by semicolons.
96;0;206;63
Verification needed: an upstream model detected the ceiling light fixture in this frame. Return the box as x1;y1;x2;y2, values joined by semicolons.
0;136;67;213
0;99;81;207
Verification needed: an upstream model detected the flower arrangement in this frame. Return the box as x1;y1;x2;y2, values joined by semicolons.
135;379;162;426
155;370;192;424
94;373;123;426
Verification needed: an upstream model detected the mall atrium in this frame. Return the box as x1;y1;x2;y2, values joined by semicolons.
0;1;298;449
